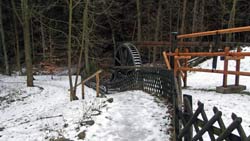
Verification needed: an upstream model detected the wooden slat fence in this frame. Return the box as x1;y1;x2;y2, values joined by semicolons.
178;94;250;141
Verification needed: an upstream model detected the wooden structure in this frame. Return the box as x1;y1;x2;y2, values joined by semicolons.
163;47;250;88
76;70;102;99
177;95;250;141
163;26;250;88
177;26;250;39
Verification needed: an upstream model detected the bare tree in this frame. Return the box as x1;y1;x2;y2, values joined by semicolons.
68;0;76;101
0;0;10;75
21;0;33;86
74;0;90;93
136;0;142;42
227;0;238;42
153;0;162;64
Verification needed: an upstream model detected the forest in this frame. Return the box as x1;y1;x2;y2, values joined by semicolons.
0;0;250;81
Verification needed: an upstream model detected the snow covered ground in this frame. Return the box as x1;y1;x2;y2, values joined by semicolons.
1;46;250;140
183;46;250;136
85;91;171;141
0;75;171;141
0;75;106;140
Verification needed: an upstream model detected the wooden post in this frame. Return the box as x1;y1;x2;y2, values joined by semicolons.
183;48;189;87
183;95;193;141
163;52;172;70
235;47;241;86
82;82;85;99
96;73;100;97
223;47;230;87
174;48;179;76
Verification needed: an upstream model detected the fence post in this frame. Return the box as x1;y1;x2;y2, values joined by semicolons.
235;47;241;86
183;94;193;141
170;32;178;69
96;73;100;97
82;82;85;99
183;48;189;87
223;47;229;87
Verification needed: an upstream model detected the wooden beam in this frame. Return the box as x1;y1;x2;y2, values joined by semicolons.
223;47;230;87
165;51;250;57
81;70;102;84
235;47;241;86
163;52;171;70
178;67;250;76
82;82;85;99
177;26;250;39
225;56;245;60
75;69;102;88
96;73;100;97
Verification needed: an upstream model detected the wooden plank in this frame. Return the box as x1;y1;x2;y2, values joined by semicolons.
183;48;188;87
177;60;185;79
163;52;171;70
134;41;250;48
96;73;100;97
178;67;250;76
235;47;241;86
166;51;250;57
82;82;85;99
225;56;245;60
223;47;230;87
175;56;192;59
177;26;250;39
82;70;102;83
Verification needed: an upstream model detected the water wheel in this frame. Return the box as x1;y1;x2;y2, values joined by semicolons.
111;43;142;80
114;42;142;67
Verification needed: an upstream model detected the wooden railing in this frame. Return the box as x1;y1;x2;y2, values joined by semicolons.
177;95;250;141
177;26;250;39
77;70;102;99
163;47;250;88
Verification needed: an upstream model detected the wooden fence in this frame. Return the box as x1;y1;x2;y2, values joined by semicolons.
103;68;177;99
177;94;250;141
83;67;250;141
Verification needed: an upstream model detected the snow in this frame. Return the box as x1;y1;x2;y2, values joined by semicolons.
1;46;250;140
0;75;106;140
183;47;250;137
0;75;171;141
85;91;171;141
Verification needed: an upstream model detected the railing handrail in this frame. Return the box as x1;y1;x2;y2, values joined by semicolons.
177;26;250;39
76;69;102;87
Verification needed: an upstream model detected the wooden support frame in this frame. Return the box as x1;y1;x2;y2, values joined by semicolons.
235;47;241;86
163;47;250;88
177;26;250;39
223;47;230;87
76;70;102;99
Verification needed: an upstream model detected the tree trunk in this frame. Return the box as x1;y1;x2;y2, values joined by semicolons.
180;0;187;35
227;0;237;42
136;0;141;42
200;0;205;32
192;0;198;33
74;0;89;91
153;0;162;64
31;19;35;60
13;10;22;74
84;0;90;76
21;0;33;86
40;16;46;60
68;0;76;101
0;1;10;75
49;30;53;63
